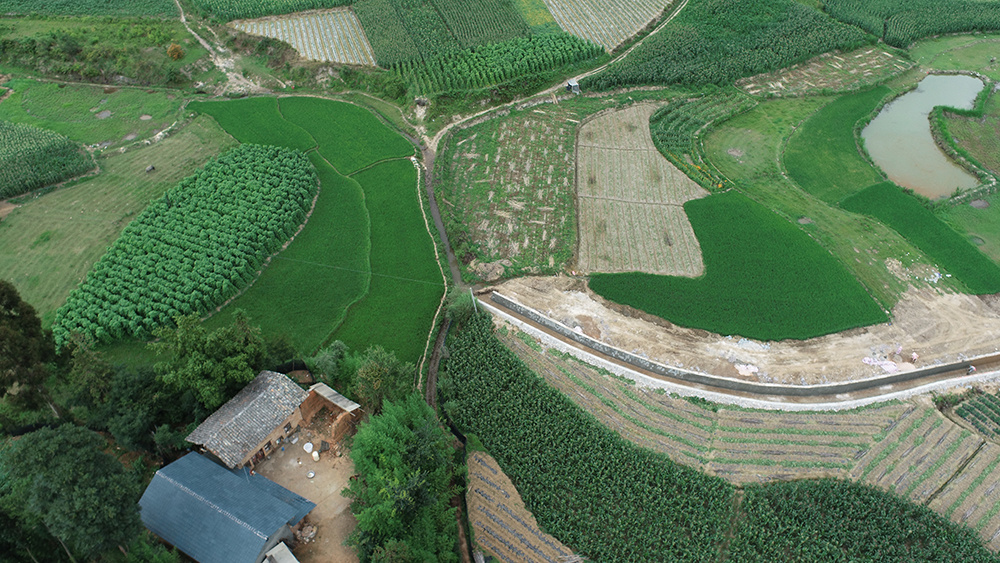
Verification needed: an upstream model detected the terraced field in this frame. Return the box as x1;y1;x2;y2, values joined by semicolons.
232;9;376;66
577;104;708;276
466;451;577;563
501;331;907;483
501;328;1000;547
542;0;676;51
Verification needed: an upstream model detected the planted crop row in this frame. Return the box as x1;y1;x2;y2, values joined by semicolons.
825;0;1000;48
543;0;675;52
958;394;1000;437
445;314;735;561
395;34;602;95
191;0;352;21
840;182;1000;294
0;120;93;199
589;191;889;341
648;89;756;191
446;314;998;559
583;0;870;90
51;144;317;348
0;0;176;16
233;9;376;66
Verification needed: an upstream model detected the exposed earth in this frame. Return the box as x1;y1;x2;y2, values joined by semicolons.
492;275;1000;385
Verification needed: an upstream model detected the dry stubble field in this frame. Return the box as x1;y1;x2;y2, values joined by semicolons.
542;0;677;51
576;104;707;276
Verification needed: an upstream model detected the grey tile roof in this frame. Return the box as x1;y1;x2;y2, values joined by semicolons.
309;383;361;413
187;371;308;468
138;453;315;563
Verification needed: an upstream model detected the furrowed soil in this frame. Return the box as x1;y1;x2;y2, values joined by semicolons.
737;46;912;97
493;275;1000;385
467;451;577;563
576;103;708;276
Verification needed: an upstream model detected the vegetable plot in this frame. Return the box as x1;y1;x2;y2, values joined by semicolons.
232;9;376;66
542;0;676;52
0;120;94;199
51;144;317;348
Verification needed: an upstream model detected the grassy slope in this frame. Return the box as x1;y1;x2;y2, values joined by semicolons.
202;153;371;354
783;87;888;203
841;183;1000;294
0;115;237;325
909;34;1000;82
277;96;414;174
941;194;1000;265
187;97;315;151
589;192;888;340
703;96;940;306
0;79;185;148
330;159;443;363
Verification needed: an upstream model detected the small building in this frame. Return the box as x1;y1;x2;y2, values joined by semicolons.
566;79;581;94
187;370;308;468
138;452;314;563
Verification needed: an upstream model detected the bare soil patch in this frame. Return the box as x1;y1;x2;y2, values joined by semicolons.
96;110;112;119
0;201;18;221
493;275;1000;384
255;409;358;563
139;114;153;121
797;216;813;224
971;198;990;208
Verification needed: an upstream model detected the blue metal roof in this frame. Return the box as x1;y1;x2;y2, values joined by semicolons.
139;453;315;563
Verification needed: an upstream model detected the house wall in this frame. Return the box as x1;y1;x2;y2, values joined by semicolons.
243;407;304;468
254;526;294;563
299;390;328;425
329;409;362;444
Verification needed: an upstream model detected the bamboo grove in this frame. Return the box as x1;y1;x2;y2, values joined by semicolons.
52;144;317;348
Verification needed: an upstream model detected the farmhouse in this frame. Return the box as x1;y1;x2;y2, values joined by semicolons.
187;370;363;468
138;452;314;563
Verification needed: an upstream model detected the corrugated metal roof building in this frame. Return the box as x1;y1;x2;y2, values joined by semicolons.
138;452;314;563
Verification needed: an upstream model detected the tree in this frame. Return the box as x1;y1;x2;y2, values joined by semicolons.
345;394;459;562
352;346;414;415
0;279;54;409
166;43;184;61
66;333;113;407
308;340;348;387
0;425;142;561
150;311;266;410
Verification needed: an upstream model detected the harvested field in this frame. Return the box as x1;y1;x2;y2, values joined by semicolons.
233;9;376;66
576;104;708;276
542;0;676;51
466;451;576;563
737;47;912;97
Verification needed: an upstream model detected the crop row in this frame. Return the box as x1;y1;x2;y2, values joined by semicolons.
233;10;376;65
51;144;317;347
543;0;675;52
191;0;351;21
825;0;1000;48
446;314;997;559
958;394;1000;437
0;0;176;16
0;120;94;199
648;89;756;190
583;0;869;90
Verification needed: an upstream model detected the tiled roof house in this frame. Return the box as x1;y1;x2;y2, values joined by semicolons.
138;452;314;563
186;370;308;468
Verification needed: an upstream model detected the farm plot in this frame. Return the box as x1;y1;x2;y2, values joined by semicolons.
501;331;714;466
501;329;911;484
0;120;94;199
437;105;579;281
736;47;912;97
577;104;708;276
851;407;983;505
0;0;176;16
929;443;1000;550
541;0;675;51
467;451;577;563
232;9;376;66
957;394;1000;438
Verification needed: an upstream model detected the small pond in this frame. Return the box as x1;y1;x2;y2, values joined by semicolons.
862;74;984;199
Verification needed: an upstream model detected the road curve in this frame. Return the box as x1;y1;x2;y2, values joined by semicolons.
482;291;1000;411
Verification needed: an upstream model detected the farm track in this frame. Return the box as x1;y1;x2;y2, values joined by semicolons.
483;292;1000;409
